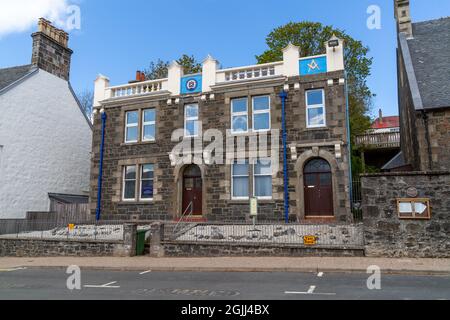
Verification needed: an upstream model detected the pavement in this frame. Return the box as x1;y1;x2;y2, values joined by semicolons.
0;256;449;275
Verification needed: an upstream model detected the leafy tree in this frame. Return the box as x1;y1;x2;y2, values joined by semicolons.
143;54;201;80
256;21;374;176
143;59;169;80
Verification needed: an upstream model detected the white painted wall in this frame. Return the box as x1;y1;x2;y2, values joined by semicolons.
0;70;92;218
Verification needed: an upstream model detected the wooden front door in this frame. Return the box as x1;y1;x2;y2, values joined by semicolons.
304;158;333;217
182;165;202;216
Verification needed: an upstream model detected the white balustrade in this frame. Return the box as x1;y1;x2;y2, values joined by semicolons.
109;79;167;98
218;62;283;83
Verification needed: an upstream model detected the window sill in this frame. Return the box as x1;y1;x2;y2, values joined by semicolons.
118;200;154;205
121;140;157;147
229;198;274;203
305;126;328;131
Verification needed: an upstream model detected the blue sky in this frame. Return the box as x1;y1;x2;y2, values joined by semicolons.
1;0;449;118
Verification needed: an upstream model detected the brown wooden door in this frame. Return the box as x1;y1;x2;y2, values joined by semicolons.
182;165;202;216
304;159;333;217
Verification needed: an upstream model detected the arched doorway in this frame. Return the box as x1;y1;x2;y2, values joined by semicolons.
303;158;333;217
182;165;203;216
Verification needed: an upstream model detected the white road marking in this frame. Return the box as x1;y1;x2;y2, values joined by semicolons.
0;267;27;272
84;281;120;289
285;285;335;296
317;272;324;277
139;270;152;275
285;291;336;296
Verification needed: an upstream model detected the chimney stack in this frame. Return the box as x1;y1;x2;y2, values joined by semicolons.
31;18;73;81
394;0;413;38
379;109;383;125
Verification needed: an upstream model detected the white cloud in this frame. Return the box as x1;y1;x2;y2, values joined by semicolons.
0;0;72;37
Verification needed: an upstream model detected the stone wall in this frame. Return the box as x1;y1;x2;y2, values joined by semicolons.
426;108;450;171
91;71;352;223
163;242;364;257
361;172;450;258
0;239;127;257
0;223;137;257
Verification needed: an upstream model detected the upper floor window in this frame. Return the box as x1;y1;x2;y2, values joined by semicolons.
142;109;156;142
306;89;326;128
253;159;272;199
123;165;137;201
232;161;249;199
140;164;154;200
185;104;199;137
231;98;248;133
252;96;271;132
125;111;139;143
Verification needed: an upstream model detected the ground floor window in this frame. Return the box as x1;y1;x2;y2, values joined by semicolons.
140;164;154;200
232;161;249;199
123;165;137;201
232;159;273;200
122;164;154;201
254;159;272;199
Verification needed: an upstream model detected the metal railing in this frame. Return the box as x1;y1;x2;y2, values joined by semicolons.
172;202;194;237
164;222;364;248
0;218;126;241
352;179;363;222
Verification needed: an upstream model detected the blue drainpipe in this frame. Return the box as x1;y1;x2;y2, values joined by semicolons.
280;90;289;224
344;72;354;210
95;110;107;221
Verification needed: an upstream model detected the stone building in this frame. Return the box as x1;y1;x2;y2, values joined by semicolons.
91;37;353;223
394;0;450;171
355;109;401;171
0;19;92;218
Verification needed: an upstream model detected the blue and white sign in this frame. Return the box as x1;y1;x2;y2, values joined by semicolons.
181;75;202;95
300;56;327;76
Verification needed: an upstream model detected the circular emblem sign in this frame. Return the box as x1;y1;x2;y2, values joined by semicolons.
186;79;198;91
406;187;419;198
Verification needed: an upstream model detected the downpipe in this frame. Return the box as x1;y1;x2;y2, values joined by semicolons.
279;90;289;224
96;110;107;221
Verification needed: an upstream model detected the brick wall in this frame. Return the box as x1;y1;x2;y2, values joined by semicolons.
361;172;450;258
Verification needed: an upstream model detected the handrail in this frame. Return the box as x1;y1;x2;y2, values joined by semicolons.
173;201;193;235
355;131;400;148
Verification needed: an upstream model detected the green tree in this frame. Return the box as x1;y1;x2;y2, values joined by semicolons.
256;21;374;177
144;54;201;80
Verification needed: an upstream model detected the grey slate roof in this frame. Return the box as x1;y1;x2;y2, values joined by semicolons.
407;17;450;110
48;193;89;204
0;64;37;93
382;151;406;171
